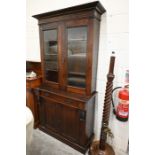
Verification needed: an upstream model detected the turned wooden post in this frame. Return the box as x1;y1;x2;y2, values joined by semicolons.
99;52;115;150
89;52;115;155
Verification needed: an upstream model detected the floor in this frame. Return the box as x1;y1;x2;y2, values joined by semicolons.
27;129;128;155
27;129;88;155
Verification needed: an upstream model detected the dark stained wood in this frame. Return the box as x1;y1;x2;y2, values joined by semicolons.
33;1;105;153
64;18;89;95
40;23;60;88
34;87;97;153
37;84;96;102
99;54;115;150
91;18;100;92
67;86;86;95
39;26;45;83
33;1;106;20
89;141;115;155
35;2;105;95
26;61;42;128
86;18;94;95
89;54;116;155
26;76;42;128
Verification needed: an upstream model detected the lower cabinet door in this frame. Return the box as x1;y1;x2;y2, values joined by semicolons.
62;106;80;142
39;97;63;133
39;97;80;143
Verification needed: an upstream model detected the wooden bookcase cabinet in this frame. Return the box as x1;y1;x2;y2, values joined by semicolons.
33;1;105;153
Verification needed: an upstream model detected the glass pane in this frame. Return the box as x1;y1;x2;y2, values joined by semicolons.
67;27;87;88
43;29;58;82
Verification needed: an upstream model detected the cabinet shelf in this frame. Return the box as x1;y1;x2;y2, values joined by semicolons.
68;71;85;77
46;69;58;71
68;39;87;42
45;53;58;56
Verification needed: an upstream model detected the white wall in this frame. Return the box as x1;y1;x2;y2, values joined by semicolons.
26;0;129;154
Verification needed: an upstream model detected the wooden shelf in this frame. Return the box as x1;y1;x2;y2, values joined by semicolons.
45;53;58;55
68;39;87;41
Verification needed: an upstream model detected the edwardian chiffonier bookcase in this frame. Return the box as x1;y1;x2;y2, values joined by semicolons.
33;1;106;153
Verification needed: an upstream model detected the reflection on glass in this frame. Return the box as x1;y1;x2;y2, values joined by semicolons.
44;29;58;82
67;27;87;88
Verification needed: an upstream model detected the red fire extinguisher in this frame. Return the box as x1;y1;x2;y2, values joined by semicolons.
111;71;129;122
112;86;129;122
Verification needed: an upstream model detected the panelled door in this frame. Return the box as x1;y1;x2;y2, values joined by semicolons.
64;19;90;95
62;105;80;143
40;20;90;95
39;97;63;133
40;23;60;89
39;96;80;143
45;100;63;133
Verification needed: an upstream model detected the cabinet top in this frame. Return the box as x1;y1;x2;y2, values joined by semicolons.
37;84;97;102
33;1;106;20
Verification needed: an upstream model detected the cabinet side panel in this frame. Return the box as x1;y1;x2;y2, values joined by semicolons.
91;18;100;92
86;19;93;95
86;95;96;139
86;16;101;95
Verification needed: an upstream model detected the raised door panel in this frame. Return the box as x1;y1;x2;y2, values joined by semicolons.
39;96;80;142
41;97;63;133
44;99;56;129
62;106;80;143
38;97;46;127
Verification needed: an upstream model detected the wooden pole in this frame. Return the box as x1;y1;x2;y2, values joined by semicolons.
99;52;115;150
89;52;115;155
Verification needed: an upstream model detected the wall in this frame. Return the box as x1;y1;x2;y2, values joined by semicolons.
26;0;129;154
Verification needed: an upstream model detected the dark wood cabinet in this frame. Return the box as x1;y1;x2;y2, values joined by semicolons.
33;1;106;153
35;86;96;152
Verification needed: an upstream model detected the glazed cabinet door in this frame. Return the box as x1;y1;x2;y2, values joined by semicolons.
64;19;90;94
67;26;87;88
40;23;60;86
40;20;91;94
